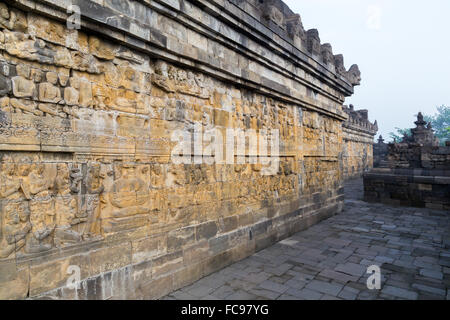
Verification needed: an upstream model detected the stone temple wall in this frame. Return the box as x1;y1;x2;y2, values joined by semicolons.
364;114;450;210
0;0;360;299
341;105;378;180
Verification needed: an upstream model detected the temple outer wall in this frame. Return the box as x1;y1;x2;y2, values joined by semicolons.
341;105;378;180
0;0;359;299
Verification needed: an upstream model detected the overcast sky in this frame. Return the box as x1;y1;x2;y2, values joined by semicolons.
283;0;450;141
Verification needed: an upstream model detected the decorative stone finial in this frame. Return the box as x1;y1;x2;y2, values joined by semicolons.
408;112;440;146
321;43;333;65
346;64;361;86
415;112;427;128
306;29;321;56
334;54;346;76
255;0;361;88
262;0;286;30
286;14;306;47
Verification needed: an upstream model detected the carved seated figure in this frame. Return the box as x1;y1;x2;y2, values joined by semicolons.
28;163;52;198
39;72;62;103
25;201;55;253
0;201;31;259
180;71;209;99
110;164;149;218
151;60;175;93
11;75;35;98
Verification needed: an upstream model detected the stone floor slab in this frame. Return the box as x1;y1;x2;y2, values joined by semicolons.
162;179;450;300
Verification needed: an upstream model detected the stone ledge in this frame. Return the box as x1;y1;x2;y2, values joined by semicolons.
363;170;450;210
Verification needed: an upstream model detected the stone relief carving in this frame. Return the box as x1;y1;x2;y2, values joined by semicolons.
81;163;105;237
39;72;62;103
0;201;31;258
109;164;150;218
152;60;176;93
0;3;17;30
151;60;209;99
0;155;22;200
54;163;81;246
0;153;111;258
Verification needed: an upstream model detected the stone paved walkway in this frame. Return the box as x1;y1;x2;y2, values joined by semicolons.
163;179;450;300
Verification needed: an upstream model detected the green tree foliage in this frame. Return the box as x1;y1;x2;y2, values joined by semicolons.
388;127;411;143
423;105;450;144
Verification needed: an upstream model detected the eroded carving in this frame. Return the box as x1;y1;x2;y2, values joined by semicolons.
0;154;109;258
0;3;16;30
306;29;321;56
110;164;149;218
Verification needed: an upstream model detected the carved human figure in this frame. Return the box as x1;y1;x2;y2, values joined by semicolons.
54;163;81;246
16;157;33;200
25;200;55;253
0;201;31;258
151;60;175;93
68;165;86;226
64;86;79;106
54;163;71;197
28;163;52;198
24;162;55;253
79;163;104;238
39;72;61;103
0;62;12;95
69;166;83;193
109;164;149;218
93;85;108;110
11;76;35;98
0;155;22;200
